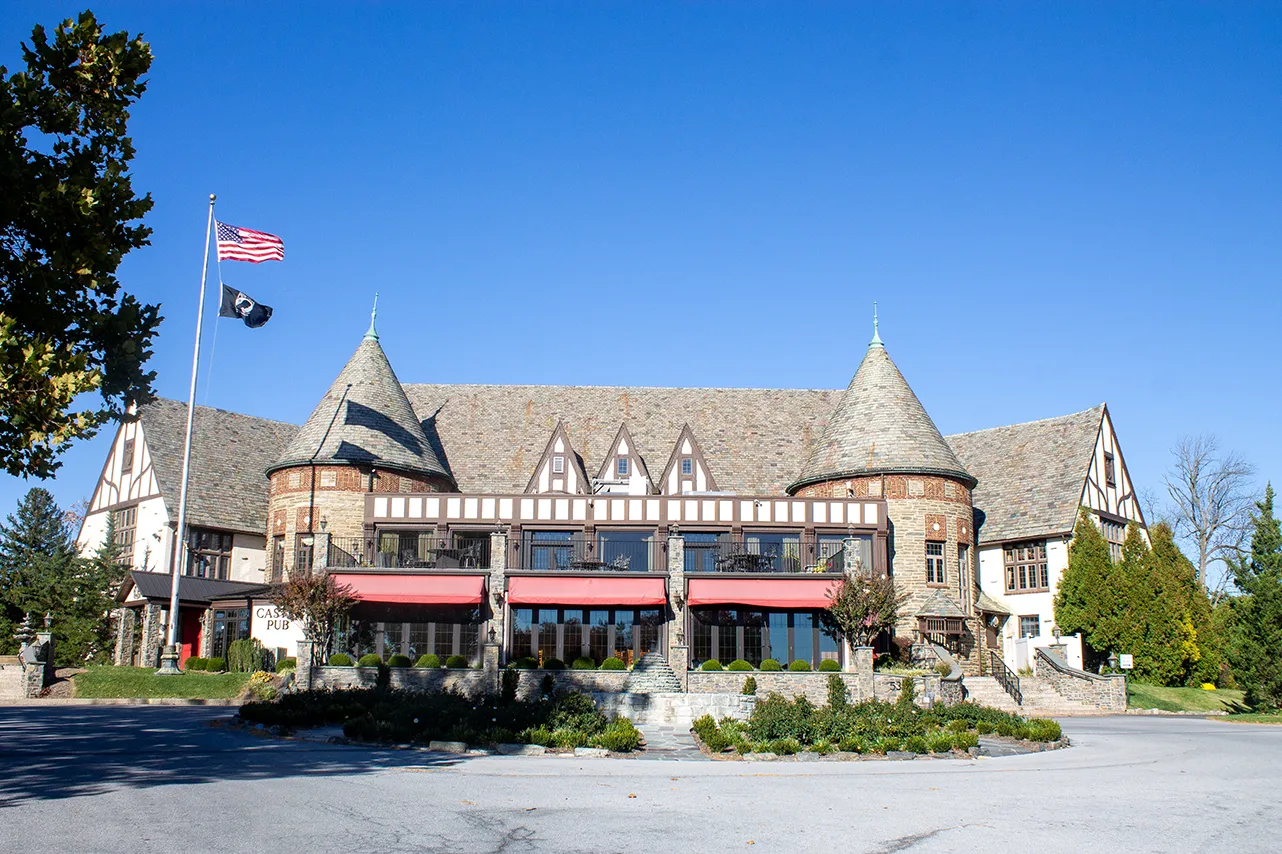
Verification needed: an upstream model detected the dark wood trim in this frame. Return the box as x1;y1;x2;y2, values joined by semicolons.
594;423;656;492
524;420;591;495
657;423;720;495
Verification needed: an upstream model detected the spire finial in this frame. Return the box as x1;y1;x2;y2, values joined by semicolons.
365;292;379;341
870;301;883;348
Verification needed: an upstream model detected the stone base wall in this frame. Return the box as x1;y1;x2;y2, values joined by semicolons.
688;671;870;704
514;669;630;698
312;666;491;696
872;673;943;706
595;692;756;725
1035;648;1127;711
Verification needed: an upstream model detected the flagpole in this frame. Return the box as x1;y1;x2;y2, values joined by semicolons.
157;193;216;675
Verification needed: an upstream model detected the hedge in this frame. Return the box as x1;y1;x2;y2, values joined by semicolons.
275;657;297;672
387;654;412;667
818;659;841;672
700;659;724;671
445;655;471;669
759;659;782;671
727;659;753;671
600;657;626;671
328;653;354;666
184;657;206;672
357;654;384;668
541;658;566;671
206;657;226;672
571;657;596;670
788;660;812;672
415;654;441;668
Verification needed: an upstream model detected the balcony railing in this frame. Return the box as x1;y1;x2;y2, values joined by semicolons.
683;536;847;574
517;536;658;572
328;535;491;570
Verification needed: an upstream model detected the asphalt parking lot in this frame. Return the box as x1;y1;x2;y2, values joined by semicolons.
1;707;1279;853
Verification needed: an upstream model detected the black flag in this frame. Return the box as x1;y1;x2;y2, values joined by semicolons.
218;284;273;328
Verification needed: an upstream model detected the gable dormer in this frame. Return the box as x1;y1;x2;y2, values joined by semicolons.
1081;405;1145;527
525;421;590;494
659;424;719;495
594;424;654;495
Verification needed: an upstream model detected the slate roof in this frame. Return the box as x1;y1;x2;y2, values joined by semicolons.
793;343;975;491
123;570;270;605
402;384;838;495
945;405;1104;544
271;335;453;482
917;589;968;619
138;399;298;534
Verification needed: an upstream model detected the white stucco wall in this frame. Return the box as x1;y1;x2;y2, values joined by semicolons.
77;496;173;573
250;599;305;660
978;538;1083;669
230;533;268;582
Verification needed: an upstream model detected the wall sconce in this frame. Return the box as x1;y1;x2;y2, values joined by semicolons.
488;626;497;643
319;517;327;532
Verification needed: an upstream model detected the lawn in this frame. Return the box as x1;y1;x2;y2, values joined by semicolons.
1220;713;1282;725
1127;683;1246;713
73;666;252;699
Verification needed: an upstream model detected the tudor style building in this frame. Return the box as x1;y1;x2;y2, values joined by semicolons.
80;312;1144;676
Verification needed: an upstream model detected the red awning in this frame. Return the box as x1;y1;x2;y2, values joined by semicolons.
507;575;668;606
330;573;485;606
686;577;840;609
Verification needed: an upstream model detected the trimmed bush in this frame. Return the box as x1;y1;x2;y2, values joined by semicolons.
1023;718;1063;742
788;659;812;672
387;654;412;667
742;675;758;695
818;659;841;672
227;638;268;673
600;657;626;671
571;657;597;670
415;654;441;668
593;717;642;752
513;656;539;669
328;653;354;666
541;657;566;671
827;674;848;709
700;659;724;671
727;659;753;671
897;676;916;707
275;657;297;672
759;659;782;671
206;657;226;672
184;657;206;672
357;654;383;668
445;655;471;669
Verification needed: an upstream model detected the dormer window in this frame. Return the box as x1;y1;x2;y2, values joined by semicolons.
553;456;565;474
617;457;629;477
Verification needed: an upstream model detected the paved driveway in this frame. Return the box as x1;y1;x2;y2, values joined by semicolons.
0;708;1279;853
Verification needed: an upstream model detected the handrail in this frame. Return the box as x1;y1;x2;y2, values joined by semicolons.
929;642;963;682
1035;646;1114;683
989;650;1023;706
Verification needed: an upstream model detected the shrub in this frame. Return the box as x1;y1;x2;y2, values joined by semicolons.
548;691;607;734
357;654;383;668
759;659;782;671
788;660;811;672
975;721;995;735
600;657;626;671
500;667;519;704
934;661;952;677
513;656;538;669
328;653;354;666
276;657;297;672
818;659;841;672
692;714;731;752
227;638;269;673
827;674;848;709
897;676;916;707
539;674;555;696
415;654;441;668
571;657;596;670
387;654;412;667
700;659;724;671
952;731;979;751
445;655;470;669
541;657;566;671
206;657;226;672
928;731;956;753
247;671;278;701
742;675;758;695
727;659;753;671
903;735;929;754
1023;718;1063;742
184;657;205;672
768;737;801;755
593;717;641;752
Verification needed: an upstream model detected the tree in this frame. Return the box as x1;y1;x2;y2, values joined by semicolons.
1055;509;1120;671
821;573;904;648
1;11;159;478
273;572;358;657
1227;485;1282;709
1164;434;1256;587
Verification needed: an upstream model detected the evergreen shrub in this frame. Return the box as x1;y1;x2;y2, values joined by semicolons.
328;653;354;666
415;654;441;668
593;717;641;752
445;655;470;669
788;660;811;672
387;654;412;667
227;638;269;673
541;657;566;671
276;657;297;672
184;657;205;672
759;659;782;671
357;654;383;667
818;659;841;672
600;657;626;671
571;657;596;670
903;735;929;754
742;676;757;695
727;659;753;671
700;659;723;671
206;657;226;672
513;656;539;669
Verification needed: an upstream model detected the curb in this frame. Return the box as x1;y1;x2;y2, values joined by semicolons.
1125;708;1229;716
0;698;242;707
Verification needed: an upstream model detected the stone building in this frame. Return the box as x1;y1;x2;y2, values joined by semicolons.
79;311;1145;675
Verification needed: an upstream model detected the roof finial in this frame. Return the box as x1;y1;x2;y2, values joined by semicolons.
365;292;379;341
870;301;883;348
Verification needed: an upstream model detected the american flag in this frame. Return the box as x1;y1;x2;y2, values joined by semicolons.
215;220;285;263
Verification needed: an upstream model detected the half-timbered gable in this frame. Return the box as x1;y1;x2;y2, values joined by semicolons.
1080;406;1145;528
525;421;591;494
658;424;719;495
593;424;655;495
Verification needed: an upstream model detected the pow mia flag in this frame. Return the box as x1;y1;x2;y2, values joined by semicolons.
218;284;273;328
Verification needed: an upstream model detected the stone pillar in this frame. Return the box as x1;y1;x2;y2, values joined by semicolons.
489;531;508;663
666;535;685;661
842;537;866;576
113;608;136;666
199;608;214;658
313;532;331;571
853;646;874;703
139;603;163;669
668;644;689;691
1105;674;1127;712
482;641;500;692
295;640;316;691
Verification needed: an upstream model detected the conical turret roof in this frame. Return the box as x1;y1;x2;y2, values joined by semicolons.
269;332;453;482
791;338;974;491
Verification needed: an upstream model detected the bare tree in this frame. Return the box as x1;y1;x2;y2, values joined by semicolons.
1164;434;1256;585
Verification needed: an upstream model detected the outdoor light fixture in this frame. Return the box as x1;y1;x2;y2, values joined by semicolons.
1107;651;1120;671
320;517;327;532
488;627;497;643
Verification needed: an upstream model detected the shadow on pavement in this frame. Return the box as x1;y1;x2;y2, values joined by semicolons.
0;705;465;807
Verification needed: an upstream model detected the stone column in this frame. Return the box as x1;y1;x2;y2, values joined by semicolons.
482;641;500;693
114;608;136;666
295;640;316;691
489;531;508;663
199;608;214;658
668;644;689;691
853;646;874;703
139;603;163;669
313;532;331;571
666;535;685;662
1105;674;1127;712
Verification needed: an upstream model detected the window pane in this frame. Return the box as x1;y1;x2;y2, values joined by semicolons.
742;611;765;665
511;608;533;660
537;609;559;663
766;612;789;663
613;610;635;665
598;531;652;571
691;610;713;664
684;532;719;572
589;610;610;663
792;613;814;668
563;610;584;661
718;610;738;663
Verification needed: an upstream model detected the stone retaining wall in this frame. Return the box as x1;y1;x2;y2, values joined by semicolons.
595;692;756;725
872;673;942;706
688;670;874;704
311;666;491;696
513;669;630;698
1035;648;1127;711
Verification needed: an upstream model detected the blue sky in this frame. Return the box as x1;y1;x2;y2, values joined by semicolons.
3;3;1280;582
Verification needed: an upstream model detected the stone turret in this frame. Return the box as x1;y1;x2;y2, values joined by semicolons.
266;310;454;575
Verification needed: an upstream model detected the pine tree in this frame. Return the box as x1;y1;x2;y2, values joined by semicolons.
1055;509;1119;671
1228;485;1282;709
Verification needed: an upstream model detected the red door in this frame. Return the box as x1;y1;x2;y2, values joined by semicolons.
179;607;203;664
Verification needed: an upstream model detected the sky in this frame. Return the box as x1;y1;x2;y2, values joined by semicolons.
2;2;1280;585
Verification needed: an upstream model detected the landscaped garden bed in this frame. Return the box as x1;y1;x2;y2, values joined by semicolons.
689;675;1064;760
238;671;642;753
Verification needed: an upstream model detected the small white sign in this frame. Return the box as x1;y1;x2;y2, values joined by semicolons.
1119;654;1134;670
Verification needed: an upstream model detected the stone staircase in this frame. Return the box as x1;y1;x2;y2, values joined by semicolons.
626;653;682;694
962;675;1108;717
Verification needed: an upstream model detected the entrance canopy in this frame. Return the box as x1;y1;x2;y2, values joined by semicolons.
330;573;484;606
686;577;839;609
507;575;667;606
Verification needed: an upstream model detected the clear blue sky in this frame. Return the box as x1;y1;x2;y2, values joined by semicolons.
3;3;1280;583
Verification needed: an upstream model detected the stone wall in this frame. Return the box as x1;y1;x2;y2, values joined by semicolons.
1035;648;1127;712
872;673;943;706
595;692;756;725
688;670;867;704
514;669;630;698
311;666;491;696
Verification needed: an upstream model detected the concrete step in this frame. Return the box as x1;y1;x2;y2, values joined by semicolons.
962;675;1105;717
626;653;682;694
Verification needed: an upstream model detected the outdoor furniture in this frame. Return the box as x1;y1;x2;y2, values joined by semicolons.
715;551;775;572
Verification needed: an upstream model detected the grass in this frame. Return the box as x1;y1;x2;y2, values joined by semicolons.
72;666;252;699
1126;683;1247;713
1220;713;1282;725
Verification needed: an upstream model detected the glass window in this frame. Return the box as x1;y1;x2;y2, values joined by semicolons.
613;611;635;665
552;455;565;473
525;530;576;570
617;457;629;476
766;612;789;664
792;612;815;668
717;609;739;663
190;528;233;580
563;610;585;661
1104;453;1116;487
113;506;137;567
1004;540;1048;592
512;608;533;660
742;611;765;664
121;438;135;470
691;610;713;664
681;458;693;476
745;531;802;572
1020;615;1041;638
926;541;945;585
589;610;610;663
683;532;721;573
597;530;652;571
537;608;559;664
210;608;249;661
